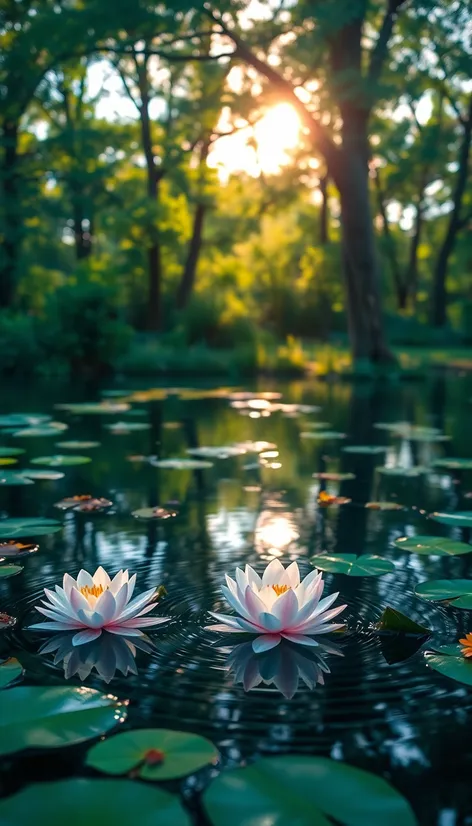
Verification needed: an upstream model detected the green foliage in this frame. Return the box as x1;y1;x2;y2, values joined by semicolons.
0;312;40;375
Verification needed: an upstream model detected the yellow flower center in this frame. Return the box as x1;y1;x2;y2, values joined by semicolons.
80;584;105;599
272;584;290;596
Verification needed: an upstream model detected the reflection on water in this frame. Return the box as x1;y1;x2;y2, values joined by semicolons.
39;631;154;683
1;374;472;822
225;639;343;699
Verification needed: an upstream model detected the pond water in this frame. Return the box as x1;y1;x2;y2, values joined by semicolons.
1;374;472;824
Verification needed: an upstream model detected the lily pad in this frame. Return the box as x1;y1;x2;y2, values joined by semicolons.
0;686;127;756
72;498;113;513
429;511;472;528
54;495;94;510
0;564;23;578
0;779;189;826
203;756;417;826
415;579;472;609
30;455;92;467
394;536;472;556
0;658;23;689
0;447;25;457
317;493;351;506
13;424;69;438
56;441;101;450
0;414;51;428
342;445;388;454
366;501;404;511
0;518;62;538
19;469;65;481
377;466;427;477
300;431;346;440
0;472;34;486
312;472;356;481
132;507;178;520
300;421;332;430
0;541;39;559
311;553;395;577
186;446;245;459
424;644;472;686
376;607;430;636
86;728;218;780
57;402;131;415
105;422;150;433
151;458;213;469
433;458;472;471
0;457;17;466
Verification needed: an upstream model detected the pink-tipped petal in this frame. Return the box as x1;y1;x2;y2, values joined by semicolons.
280;633;320;646
245;565;262;589
285;561;300;589
70;587;92;616
117;616;170;628
94;588;117;624
76;569;94;591
28;620;84;631
272;588;299;628
62;573;77;598
261;559;285;588
252;634;281;653
72;628;102;646
93;566;111;590
244;586;267;627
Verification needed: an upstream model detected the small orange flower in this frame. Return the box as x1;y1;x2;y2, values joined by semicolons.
317;491;351;507
459;633;472;658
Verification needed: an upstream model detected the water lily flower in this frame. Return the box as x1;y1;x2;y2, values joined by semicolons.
226;638;343;699
459;633;472;658
206;559;346;652
39;631;153;683
29;566;169;646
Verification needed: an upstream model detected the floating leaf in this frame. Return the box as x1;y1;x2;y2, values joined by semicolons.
374;421;411;431
0;658;23;689
13;424;68;438
186;446;245;459
132;507;178;520
19;469;65;481
54;495;94;510
0;518;62;538
54;497;113;513
394;536;472;556
56;441;101;450
366;501;404;511
30;455;92;467
312;472;356;481
311;553;394;577
0;414;51;428
377;466;427;477
433;458;472;471
0;779;188;826
430;511;472;528
425;644;472;686
0;447;25;457
57;402;131;415
300;431;346;440
86;728;218;780
0;564;23;578
151;458;213;469
342;445;388;454
0;472;34;486
376;607;430;636
317;492;351;506
0;457;17;466
0;541;39;559
0;686;127;756
203;756;417;826
415;579;472;609
105;422;150;433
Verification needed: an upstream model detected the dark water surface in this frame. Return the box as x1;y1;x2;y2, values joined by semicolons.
1;374;472;824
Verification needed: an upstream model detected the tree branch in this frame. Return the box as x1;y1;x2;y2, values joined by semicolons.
367;0;409;91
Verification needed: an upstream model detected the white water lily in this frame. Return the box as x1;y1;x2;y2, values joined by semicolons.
206;559;346;652
29;566;169;646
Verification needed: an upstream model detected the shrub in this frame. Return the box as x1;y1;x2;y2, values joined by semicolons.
0;312;40;375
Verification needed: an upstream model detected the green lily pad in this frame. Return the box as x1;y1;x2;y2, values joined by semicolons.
0;564;23;578
0;472;34;486
56;441;101;450
86;728;218;780
312;472;356;481
342;445;388;454
0;457;17;466
0;686;127;756
300;431;346;440
30;455;92;467
0;658;23;689
376;607;430;636
425;644;472;686
13;426;69;438
0;414;51;428
0;518;62;538
430;511;472;528
57;402;131;415
366;501;404;511
377;466;427;477
203;756;417;826
0;447;25;457
19;469;65;481
186;446;245;459
102;389;134;398
105;422;150;433
311;553;395;577
132;507;178;520
152;458;213;469
394;536;472;556
300;422;332;430
0;779;189;826
415;579;472;609
433;458;472;471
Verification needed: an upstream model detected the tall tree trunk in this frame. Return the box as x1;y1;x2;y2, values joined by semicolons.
0;120;20;308
431;94;472;327
374;167;407;309
319;174;329;244
137;59;163;332
176;138;211;310
337;116;392;363
404;197;423;309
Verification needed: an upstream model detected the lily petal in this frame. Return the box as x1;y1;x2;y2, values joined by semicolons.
252;634;281;653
